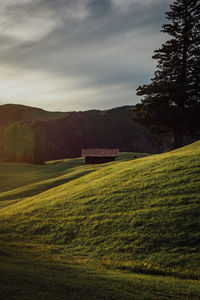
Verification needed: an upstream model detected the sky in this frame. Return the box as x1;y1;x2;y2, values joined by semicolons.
0;0;172;111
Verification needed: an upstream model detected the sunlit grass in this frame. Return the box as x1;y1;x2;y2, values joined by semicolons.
0;142;200;299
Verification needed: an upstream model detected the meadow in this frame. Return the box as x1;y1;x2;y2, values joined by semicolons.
0;142;200;299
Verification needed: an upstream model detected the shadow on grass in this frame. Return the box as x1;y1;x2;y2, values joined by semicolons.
1;253;200;300
0;170;94;202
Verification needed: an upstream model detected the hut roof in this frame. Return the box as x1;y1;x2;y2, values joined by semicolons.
81;148;119;157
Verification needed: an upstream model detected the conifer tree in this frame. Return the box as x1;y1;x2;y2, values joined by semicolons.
133;0;200;149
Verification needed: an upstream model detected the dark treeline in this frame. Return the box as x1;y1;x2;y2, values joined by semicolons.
0;105;165;164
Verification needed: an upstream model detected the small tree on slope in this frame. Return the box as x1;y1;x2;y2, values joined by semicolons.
132;0;200;149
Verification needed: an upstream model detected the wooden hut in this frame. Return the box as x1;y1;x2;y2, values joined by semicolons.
81;148;119;164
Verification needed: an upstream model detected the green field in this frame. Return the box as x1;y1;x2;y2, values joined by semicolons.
0;142;200;299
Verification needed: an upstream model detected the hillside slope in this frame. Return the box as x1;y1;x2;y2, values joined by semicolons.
0;104;68;126
0;141;199;280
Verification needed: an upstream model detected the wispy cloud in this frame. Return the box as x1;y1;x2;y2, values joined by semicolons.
0;0;61;43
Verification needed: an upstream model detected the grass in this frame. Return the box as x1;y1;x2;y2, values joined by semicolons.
0;143;200;299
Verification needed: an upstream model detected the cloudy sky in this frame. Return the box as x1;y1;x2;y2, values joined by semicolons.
0;0;172;111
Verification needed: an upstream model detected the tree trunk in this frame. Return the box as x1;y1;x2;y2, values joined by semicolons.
171;128;183;149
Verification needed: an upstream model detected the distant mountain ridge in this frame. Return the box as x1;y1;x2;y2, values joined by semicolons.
0;104;68;126
0;104;165;164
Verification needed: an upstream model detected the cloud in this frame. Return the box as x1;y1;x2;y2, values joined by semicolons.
87;0;112;17
0;0;62;43
0;0;173;111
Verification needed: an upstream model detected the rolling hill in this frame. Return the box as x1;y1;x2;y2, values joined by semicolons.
0;141;199;299
0;104;166;164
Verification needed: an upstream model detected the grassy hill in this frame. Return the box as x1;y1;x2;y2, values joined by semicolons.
0;141;200;299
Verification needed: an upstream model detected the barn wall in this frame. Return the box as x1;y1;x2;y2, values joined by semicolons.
85;156;116;164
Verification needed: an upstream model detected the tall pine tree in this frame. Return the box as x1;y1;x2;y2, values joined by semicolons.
133;0;200;149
